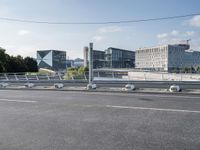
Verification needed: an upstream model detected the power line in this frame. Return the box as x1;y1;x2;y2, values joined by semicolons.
0;13;199;25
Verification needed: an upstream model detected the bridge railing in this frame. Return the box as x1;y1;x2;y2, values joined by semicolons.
0;73;65;81
0;71;128;82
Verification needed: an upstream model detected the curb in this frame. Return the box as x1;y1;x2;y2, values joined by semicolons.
0;87;200;96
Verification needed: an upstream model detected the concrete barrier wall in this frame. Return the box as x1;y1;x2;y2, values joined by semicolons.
127;72;200;81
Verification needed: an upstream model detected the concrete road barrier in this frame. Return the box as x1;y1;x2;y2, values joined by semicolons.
122;84;136;91
169;84;181;92
24;83;35;88
54;83;64;89
87;83;97;90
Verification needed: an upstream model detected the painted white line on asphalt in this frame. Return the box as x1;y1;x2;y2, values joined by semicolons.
77;92;200;99
0;99;37;103
105;105;200;113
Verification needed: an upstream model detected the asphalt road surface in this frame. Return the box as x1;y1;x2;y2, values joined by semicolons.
0;90;199;150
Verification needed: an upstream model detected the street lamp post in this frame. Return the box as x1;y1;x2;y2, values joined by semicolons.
87;42;96;90
89;43;93;84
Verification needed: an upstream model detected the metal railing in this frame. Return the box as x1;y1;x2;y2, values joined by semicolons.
0;71;128;82
0;73;64;81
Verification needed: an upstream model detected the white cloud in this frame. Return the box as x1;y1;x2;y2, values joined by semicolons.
18;30;30;36
157;33;168;39
185;31;195;36
92;35;104;42
157;30;196;42
98;26;122;33
156;29;197;45
171;30;179;36
189;15;200;27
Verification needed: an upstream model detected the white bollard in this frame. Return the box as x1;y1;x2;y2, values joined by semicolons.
122;84;136;91
0;83;9;88
169;84;181;92
24;83;35;88
87;83;97;90
54;83;64;89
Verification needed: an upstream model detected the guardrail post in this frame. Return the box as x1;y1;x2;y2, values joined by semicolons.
112;72;115;78
98;72;100;78
58;74;62;80
14;73;19;81
4;74;9;81
36;75;39;80
25;74;28;81
84;72;87;80
46;74;50;80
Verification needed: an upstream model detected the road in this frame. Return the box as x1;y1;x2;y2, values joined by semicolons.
0;90;199;150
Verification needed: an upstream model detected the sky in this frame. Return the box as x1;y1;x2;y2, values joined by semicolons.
0;0;200;59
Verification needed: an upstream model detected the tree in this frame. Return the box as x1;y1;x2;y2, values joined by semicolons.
64;67;89;80
197;66;200;73
24;57;38;72
8;56;27;72
0;48;8;72
0;62;5;72
78;66;89;74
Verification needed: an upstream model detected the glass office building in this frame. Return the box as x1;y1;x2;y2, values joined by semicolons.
105;47;135;68
83;47;105;69
37;50;66;71
93;50;105;69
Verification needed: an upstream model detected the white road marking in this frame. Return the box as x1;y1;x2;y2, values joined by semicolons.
74;91;200;99
105;105;200;113
0;99;37;103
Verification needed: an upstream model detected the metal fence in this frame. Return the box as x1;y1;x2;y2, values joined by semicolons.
0;71;128;82
0;73;63;81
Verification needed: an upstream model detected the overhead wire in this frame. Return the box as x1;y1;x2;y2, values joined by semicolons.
0;13;199;25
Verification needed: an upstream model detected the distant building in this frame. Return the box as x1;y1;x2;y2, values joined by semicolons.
184;50;200;68
37;50;66;71
66;59;74;68
83;47;89;67
135;43;200;72
83;47;105;69
105;47;135;68
73;58;84;67
93;50;105;69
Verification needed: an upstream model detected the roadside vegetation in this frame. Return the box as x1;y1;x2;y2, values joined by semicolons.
64;66;88;80
0;48;38;73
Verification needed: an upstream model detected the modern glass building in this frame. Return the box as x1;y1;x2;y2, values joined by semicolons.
83;47;105;69
37;50;66;71
93;50;105;69
105;47;135;68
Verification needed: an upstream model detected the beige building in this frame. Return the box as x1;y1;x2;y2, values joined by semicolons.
135;44;194;72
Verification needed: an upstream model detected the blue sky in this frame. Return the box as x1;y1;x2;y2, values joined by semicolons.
0;0;200;59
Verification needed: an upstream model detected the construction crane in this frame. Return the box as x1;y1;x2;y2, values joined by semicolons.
180;39;191;45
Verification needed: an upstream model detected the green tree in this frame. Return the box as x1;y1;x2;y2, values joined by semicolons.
0;48;8;72
78;66;89;74
24;57;38;72
0;62;5;72
8;56;27;72
197;66;200;73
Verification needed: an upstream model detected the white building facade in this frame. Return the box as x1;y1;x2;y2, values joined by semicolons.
135;44;199;72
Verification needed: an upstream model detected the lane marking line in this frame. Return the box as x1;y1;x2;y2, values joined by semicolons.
105;105;200;113
63;91;200;99
0;99;37;103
